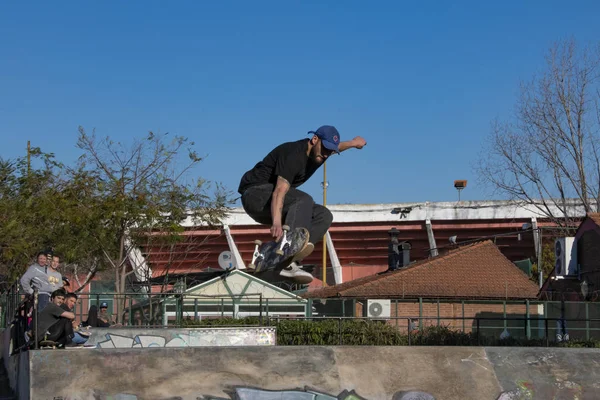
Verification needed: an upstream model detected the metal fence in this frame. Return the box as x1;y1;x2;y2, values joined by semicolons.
2;281;600;350
264;316;600;346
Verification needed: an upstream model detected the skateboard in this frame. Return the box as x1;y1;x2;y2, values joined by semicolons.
39;339;59;349
249;225;311;273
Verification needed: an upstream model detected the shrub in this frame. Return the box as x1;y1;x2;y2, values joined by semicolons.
274;319;408;346
179;317;600;347
410;325;476;346
181;316;261;327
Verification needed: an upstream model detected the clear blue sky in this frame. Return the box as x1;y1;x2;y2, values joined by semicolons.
1;1;599;206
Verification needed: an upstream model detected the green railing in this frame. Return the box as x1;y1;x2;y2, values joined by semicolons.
2;281;600;348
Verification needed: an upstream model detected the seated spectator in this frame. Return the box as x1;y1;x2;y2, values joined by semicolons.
122;311;130;326
133;310;143;326
82;305;110;328
33;288;74;348
98;302;115;325
61;292;77;312
60;293;89;345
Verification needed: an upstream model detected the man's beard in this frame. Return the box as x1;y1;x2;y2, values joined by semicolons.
310;147;325;164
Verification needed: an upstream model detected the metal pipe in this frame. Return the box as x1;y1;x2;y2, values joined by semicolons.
322;161;328;286
33;289;39;350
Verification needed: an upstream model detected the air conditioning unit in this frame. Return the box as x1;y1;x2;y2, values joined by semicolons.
554;237;578;277
367;299;391;319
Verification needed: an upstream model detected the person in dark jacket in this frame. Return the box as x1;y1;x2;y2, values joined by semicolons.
83;305;110;328
34;288;74;347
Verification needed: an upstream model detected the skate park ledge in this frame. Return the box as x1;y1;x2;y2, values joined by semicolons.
2;327;600;400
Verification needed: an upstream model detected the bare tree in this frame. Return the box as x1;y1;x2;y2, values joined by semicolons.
61;258;101;293
72;127;233;323
477;39;600;226
128;229;220;326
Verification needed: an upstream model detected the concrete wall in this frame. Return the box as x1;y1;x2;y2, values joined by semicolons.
192;200;588;226
26;346;600;400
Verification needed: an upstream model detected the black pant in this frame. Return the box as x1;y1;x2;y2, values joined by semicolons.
241;184;333;244
43;318;74;346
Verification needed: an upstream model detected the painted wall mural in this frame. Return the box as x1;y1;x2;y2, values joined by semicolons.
53;387;536;400
87;327;276;348
200;387;437;400
64;388;438;400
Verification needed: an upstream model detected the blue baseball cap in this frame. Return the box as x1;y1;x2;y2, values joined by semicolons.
308;125;341;154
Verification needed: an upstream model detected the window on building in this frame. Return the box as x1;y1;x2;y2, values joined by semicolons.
89;281;116;313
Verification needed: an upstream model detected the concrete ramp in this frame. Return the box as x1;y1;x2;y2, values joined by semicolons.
22;346;600;400
487;347;600;399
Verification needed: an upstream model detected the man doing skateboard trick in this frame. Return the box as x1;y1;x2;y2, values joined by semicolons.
238;125;366;281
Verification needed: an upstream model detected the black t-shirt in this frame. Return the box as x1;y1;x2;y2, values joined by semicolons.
238;139;322;194
37;303;66;340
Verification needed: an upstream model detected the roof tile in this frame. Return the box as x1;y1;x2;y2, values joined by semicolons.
304;240;539;300
587;213;600;227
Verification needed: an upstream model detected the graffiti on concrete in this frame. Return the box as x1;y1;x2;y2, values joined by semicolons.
91;327;276;348
496;378;585;400
201;387;368;400
51;388;438;400
59;385;585;400
199;387;437;400
496;380;535;400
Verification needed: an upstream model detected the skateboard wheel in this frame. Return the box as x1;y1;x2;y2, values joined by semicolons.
282;224;290;231
276;249;284;255
254;239;262;245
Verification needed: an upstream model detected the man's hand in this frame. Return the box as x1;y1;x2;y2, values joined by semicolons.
271;176;290;240
352;136;367;149
338;136;367;152
270;222;284;240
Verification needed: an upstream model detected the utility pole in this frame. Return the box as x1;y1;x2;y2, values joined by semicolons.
27;140;31;174
321;162;328;287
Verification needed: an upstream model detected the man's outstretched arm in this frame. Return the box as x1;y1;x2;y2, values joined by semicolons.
271;176;290;239
338;136;367;152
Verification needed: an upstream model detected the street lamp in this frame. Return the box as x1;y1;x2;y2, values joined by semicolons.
454;180;467;201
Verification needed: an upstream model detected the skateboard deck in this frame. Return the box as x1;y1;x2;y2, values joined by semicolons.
249;226;310;273
39;339;59;349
